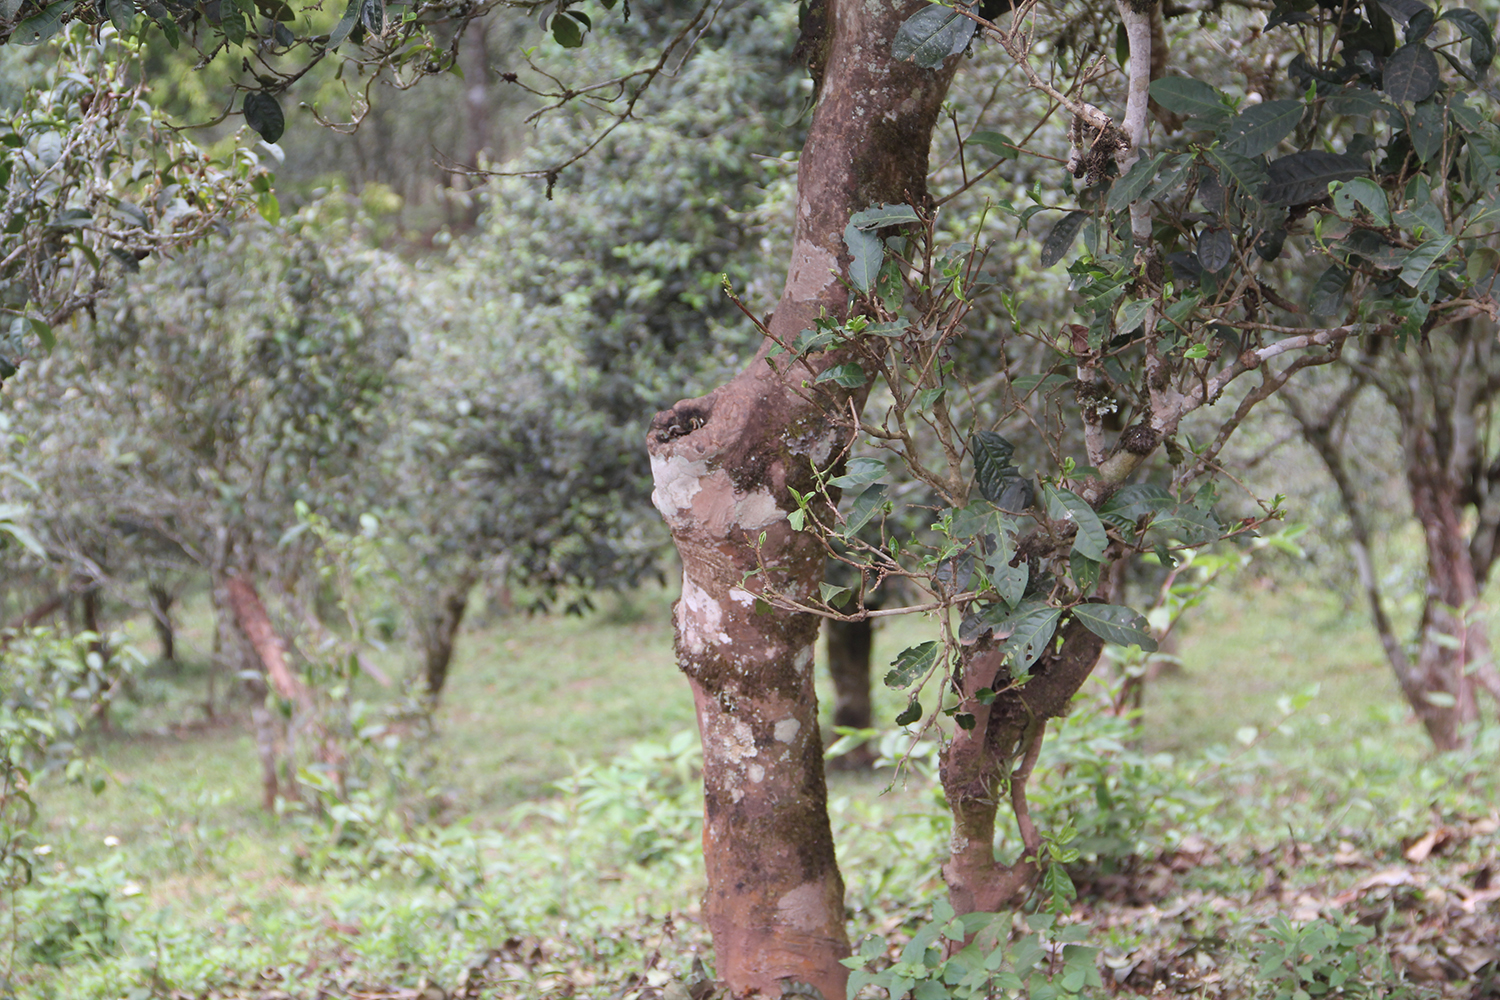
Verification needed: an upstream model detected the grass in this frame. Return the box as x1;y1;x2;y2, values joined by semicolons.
5;575;1498;998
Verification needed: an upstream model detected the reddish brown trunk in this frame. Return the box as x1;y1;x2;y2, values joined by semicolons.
941;618;1104;915
147;584;176;664
223;575;310;707
646;2;958;993
1405;429;1483;750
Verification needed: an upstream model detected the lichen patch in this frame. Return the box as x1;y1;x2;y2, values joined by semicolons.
650;453;709;523
774;718;802;743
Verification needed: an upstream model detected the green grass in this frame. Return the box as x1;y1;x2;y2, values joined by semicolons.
7;576;1497;998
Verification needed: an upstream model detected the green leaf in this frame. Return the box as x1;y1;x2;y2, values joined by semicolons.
1308;264;1351;319
843;483;889;536
1261;151;1367;206
1197;226;1233;273
997;604;1062;673
1149;77;1229;123
1072;604;1158;650
1041;483;1108;560
891;3;978;69
1117;298;1154;334
828;458;886;489
1100;483;1175;522
328;0;359;46
1331;177;1391;225
1106;151;1170;212
886;641;939;688
1070;551;1100;594
105;0;135;32
815;363;867;388
0;520;48;559
895;699;922;726
968;130;1019;159
1408;100;1446;162
971;430;1017;503
1222;99;1303;157
551;11;583;47
1383;41;1441;103
1040;211;1087;267
1441;8;1494;73
244;91;286;144
849;203;921;229
13;0;76;44
819;582;852;607
844;223;883;293
48;208;92;229
1399;236;1454;288
1204;148;1269;196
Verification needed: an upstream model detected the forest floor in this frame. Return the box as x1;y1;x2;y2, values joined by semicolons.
5;580;1499;999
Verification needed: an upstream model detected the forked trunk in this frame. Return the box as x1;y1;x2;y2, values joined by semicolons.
941;618;1104;915
422;578;473;699
646;2;958;993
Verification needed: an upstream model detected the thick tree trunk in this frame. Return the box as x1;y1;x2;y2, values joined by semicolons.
422;579;472;699
646;3;958;994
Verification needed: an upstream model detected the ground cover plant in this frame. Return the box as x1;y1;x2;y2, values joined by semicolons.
1;579;1497;999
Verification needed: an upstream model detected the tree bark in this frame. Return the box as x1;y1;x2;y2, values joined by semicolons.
646;3;959;994
940;618;1103;915
825;617;875;769
422;578;473;699
147;583;176;665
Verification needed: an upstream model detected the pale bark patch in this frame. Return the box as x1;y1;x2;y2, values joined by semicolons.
748;763;766;783
776;882;835;932
774;717;802;743
650;453;709;523
786;243;839;301
729;587;758;606
679;576;732;652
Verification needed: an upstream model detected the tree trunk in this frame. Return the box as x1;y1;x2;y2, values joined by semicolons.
825;617;875;770
422;579;473;699
940;618;1103;915
646;3;958;994
1404;426;1483;749
147;583;176;665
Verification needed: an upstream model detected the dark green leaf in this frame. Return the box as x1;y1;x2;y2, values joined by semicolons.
1149;77;1229;123
844;223;883;293
243;91;285;144
1011;373;1071;398
48;208;92;229
105;0;134;32
1041;483;1108;560
108;247;141;273
997;604;1062;674
895;699;922;726
1197;226;1233;272
1149;503;1221;544
1441;8;1493;73
1326;86;1389;118
1261;151;1367;205
849;203;921;230
1408;100;1446;162
968;131;1019;159
1222;100;1303;157
1070;552;1100;594
1331;177;1390;224
1308;264;1351;318
360;0;383;32
551;11;583;47
886;641;939;688
1100;483;1175;521
1040;211;1087;267
971;431;1017;503
1377;0;1429;27
892;3;978;69
1106;151;1170;212
1072;604;1158;650
1204;148;1269;196
13;0;76;45
1383;42;1441;103
328;0;359;46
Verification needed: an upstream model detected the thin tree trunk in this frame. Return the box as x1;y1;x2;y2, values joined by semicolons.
423;580;472;700
147;583;176;665
1405;427;1483;749
825;617;875;769
646;2;958;993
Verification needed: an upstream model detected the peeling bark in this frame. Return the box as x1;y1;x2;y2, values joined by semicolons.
646;1;959;993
